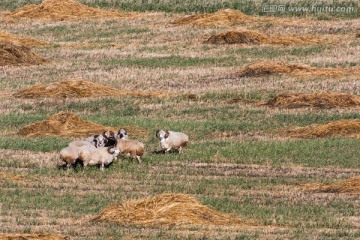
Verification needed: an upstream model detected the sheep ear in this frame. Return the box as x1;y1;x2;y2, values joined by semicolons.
94;134;99;138
165;130;169;138
110;131;115;137
156;130;160;138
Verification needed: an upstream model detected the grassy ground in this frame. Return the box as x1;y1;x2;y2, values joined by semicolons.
0;2;360;240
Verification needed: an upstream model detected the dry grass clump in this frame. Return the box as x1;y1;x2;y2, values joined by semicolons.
18;112;148;139
304;175;360;194
0;172;27;182
205;29;335;45
0;42;47;66
237;61;348;78
0;234;68;240
13;79;169;99
93;193;252;227
205;29;267;44
5;0;133;20
281;119;360;139
172;9;252;26
0;30;47;47
264;92;360;109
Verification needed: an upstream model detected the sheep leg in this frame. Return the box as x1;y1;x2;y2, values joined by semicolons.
136;156;142;164
100;162;105;171
66;163;72;171
178;146;183;153
165;147;172;153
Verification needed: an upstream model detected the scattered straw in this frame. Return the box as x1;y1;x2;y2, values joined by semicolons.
13;79;170;99
0;42;47;66
18;112;148;139
0;234;68;240
303;175;360;194
172;9;252;26
93;193;254;227
0;30;47;47
205;29;336;46
237;61;357;78
280;119;360;139
263;92;360;109
5;0;134;20
0;172;27;182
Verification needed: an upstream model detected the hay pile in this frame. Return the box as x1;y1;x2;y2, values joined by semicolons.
92;193;251;227
18;112;148;139
304;175;360;194
0;42;47;66
13;79;169;99
0;172;27;182
205;30;333;45
0;30;47;47
5;0;132;20
237;61;346;78
0;234;68;240
281;119;360;139
264;92;360;109
172;9;252;26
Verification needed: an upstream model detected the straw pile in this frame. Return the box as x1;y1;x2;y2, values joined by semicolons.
13;79;169;99
281;119;360;139
18;112;148;139
5;0;133;20
172;9;252;26
0;42;47;66
304;175;360;194
0;30;47;47
0;234;68;240
264;92;360;109
0;172;27;182
205;30;334;45
237;61;346;78
93;193;251;227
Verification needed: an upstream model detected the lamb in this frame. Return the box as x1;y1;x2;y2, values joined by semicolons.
85;134;106;148
156;130;188;153
78;146;120;171
115;139;144;164
116;128;128;139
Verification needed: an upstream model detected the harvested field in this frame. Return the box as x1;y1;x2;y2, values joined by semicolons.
13;79;169;99
172;9;252;26
5;0;133;20
93;193;253;227
0;30;47;47
236;61;355;78
205;29;336;46
0;42;47;66
263;92;360;109
18;112;148;139
304;175;360;194
280;119;360;139
0;234;68;240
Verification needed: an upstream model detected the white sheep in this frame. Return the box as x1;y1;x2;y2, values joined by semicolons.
85;134;106;148
115;139;144;164
78;146;120;171
59;145;94;169
116;128;128;140
156;130;188;153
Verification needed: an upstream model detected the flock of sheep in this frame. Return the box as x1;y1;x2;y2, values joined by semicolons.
59;129;189;170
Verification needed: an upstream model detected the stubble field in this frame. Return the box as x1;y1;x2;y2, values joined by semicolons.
0;0;359;239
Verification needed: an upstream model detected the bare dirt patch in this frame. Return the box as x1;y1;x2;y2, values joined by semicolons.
0;42;47;66
18;112;148;139
263;92;360;109
303;175;360;194
279;119;360;139
0;30;48;47
236;61;358;78
13;79;170;99
93;193;256;227
4;0;134;20
204;29;337;46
